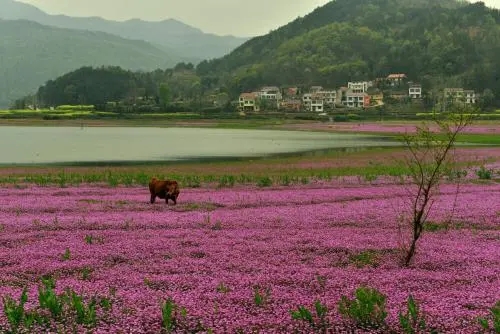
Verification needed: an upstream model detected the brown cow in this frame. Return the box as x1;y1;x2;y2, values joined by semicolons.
149;177;180;205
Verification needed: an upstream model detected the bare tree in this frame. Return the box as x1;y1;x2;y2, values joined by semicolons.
399;105;477;266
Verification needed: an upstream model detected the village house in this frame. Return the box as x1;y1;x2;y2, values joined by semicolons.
464;90;477;104
444;88;477;104
238;92;260;112
302;92;325;112
310;93;324;112
315;90;337;106
302;93;312;109
369;91;384;105
387;73;407;86
258;86;282;101
408;83;422;99
344;91;370;108
279;100;302;112
337;87;349;105
347;81;372;93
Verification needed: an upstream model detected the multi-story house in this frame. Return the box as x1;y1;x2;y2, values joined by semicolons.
310;93;324;112
337;87;349;105
409;83;422;99
444;88;476;104
239;92;260;112
302;93;325;112
315;90;337;106
347;81;372;93
345;91;370;108
369;91;384;105
258;86;282;101
387;73;407;86
464;90;477;104
302;93;312;110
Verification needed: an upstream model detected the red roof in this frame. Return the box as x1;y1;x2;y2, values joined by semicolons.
387;73;407;79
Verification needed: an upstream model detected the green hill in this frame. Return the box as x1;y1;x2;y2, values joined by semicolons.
196;0;500;103
0;0;249;61
0;19;179;107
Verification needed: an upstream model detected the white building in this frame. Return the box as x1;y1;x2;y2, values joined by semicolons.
444;88;477;104
239;93;260;112
316;90;337;105
302;93;324;112
345;91;370;108
347;81;372;93
409;83;422;99
258;86;282;101
464;90;477;104
310;93;324;112
302;93;312;108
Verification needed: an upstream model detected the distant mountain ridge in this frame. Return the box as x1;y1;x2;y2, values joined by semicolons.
0;0;250;60
0;19;179;107
0;0;252;107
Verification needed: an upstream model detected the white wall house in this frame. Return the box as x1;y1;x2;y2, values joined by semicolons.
239;93;260;112
302;93;312;110
302;93;324;112
464;90;477;104
316;90;337;105
444;88;476;104
347;81;372;93
310;94;324;112
259;86;282;101
345;91;369;108
409;84;422;99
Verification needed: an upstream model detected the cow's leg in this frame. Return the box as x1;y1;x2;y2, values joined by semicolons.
172;196;177;205
165;197;169;204
150;194;156;204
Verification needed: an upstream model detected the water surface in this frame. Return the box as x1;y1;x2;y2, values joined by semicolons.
1;126;399;165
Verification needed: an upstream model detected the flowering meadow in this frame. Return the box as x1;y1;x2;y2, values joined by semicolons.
283;121;500;135
0;178;498;333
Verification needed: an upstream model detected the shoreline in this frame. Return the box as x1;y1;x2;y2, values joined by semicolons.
0;117;499;134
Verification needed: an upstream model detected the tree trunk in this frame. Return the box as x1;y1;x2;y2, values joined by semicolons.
404;238;417;267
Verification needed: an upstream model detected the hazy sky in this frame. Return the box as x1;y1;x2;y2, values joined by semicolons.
16;0;500;37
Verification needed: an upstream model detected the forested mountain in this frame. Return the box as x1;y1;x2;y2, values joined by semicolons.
0;0;249;60
196;0;500;103
0;20;177;107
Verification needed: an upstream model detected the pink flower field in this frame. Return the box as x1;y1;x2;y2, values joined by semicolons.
0;182;499;333
283;122;500;135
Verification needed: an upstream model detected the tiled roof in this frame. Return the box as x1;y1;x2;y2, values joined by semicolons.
387;74;407;79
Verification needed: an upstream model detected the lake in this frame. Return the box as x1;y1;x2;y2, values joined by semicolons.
1;126;400;165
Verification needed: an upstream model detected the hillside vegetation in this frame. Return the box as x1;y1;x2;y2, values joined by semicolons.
0;20;177;107
14;0;500;110
196;0;500;103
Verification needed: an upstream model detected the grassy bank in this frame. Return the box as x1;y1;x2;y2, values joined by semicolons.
1;146;497;187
